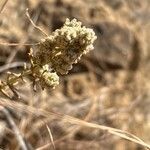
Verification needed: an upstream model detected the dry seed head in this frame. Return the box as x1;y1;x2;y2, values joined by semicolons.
32;65;59;89
41;71;59;89
33;18;97;74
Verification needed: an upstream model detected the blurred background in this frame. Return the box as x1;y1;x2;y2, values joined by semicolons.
0;0;150;149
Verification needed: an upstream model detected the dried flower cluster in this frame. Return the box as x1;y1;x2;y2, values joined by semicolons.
0;18;97;95
31;18;97;89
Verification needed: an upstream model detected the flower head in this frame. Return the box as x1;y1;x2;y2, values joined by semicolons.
34;18;97;74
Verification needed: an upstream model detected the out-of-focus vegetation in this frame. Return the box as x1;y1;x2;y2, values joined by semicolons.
0;0;150;149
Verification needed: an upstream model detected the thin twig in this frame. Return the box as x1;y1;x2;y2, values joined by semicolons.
26;8;48;37
46;125;55;150
0;106;28;150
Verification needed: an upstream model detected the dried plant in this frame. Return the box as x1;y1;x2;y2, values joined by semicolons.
1;5;150;150
0;18;97;98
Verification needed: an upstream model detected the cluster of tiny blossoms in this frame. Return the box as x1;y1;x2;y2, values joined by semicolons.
32;18;97;89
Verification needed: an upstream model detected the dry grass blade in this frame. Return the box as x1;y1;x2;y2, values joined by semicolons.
33;96;97;150
0;106;28;150
0;0;8;14
0;98;150;150
64;116;150;150
0;41;39;46
46;125;55;150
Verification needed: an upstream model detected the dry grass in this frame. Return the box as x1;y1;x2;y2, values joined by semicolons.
0;98;150;149
0;0;150;150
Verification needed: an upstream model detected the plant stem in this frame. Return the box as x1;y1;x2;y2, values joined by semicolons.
0;69;32;90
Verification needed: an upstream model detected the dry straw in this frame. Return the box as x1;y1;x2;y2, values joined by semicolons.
0;6;150;150
0;99;150;150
